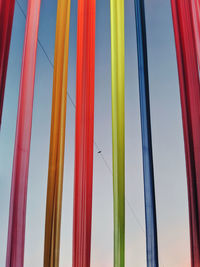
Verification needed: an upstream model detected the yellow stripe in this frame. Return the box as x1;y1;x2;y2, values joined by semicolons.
110;0;125;267
44;1;71;266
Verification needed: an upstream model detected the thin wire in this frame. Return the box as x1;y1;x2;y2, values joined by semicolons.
94;142;145;233
16;0;76;109
16;0;145;235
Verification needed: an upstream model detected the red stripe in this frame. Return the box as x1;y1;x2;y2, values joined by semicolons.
171;1;200;266
73;0;96;266
6;1;41;266
191;0;200;66
0;0;15;127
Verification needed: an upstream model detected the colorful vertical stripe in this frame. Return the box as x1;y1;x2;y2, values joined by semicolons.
191;0;200;66
0;0;15;127
43;1;71;266
72;0;96;266
6;0;41;266
134;0;159;266
110;1;125;266
171;1;200;266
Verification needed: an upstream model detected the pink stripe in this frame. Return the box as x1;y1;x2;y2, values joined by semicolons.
6;1;41;266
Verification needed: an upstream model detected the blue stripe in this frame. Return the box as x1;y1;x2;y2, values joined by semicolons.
134;0;159;266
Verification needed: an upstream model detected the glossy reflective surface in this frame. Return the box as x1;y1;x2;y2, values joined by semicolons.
72;1;96;267
110;1;125;266
171;1;200;266
6;1;41;266
44;1;71;266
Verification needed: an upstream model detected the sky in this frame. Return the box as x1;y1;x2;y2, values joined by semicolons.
0;0;190;266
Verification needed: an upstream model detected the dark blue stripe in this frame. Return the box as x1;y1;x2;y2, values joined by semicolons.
134;1;159;266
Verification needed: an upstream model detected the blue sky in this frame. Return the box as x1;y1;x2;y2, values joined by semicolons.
0;0;190;266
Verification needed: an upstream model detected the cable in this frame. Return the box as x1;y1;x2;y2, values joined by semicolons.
16;0;145;236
